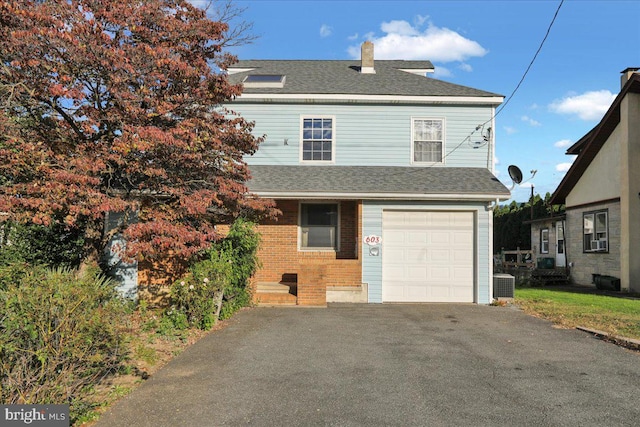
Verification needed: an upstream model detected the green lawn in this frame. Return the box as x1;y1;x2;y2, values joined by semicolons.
514;288;640;340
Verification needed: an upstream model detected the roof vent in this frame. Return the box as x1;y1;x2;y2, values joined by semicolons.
360;41;375;74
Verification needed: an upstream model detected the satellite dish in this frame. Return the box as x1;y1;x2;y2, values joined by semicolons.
508;165;523;184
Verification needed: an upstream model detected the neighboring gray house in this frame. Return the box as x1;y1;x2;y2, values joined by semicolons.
525;215;567;268
550;68;640;292
225;42;510;305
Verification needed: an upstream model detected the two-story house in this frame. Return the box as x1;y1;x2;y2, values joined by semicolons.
227;42;510;306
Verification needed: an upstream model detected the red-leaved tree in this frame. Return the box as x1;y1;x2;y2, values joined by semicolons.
0;0;276;263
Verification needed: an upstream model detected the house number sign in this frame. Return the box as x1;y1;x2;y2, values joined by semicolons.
364;235;382;245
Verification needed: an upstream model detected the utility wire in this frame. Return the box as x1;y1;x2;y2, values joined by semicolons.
495;0;564;119
340;0;564;176
435;0;565;166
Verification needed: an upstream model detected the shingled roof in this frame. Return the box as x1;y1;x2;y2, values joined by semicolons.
227;60;502;99
247;165;510;200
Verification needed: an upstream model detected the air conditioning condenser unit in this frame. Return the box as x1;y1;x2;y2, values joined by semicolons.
493;274;515;298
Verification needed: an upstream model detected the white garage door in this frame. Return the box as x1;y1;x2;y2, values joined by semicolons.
382;211;474;303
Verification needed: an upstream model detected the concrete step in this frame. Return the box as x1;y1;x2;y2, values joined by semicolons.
256;292;297;306
256;282;294;294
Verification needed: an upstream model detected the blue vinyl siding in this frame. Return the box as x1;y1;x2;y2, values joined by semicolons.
362;201;492;304
230;103;493;168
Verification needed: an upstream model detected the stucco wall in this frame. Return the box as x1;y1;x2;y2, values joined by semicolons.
566;125;621;207
620;92;640;292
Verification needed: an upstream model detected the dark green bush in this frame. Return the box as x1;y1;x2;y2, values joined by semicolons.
167;218;261;328
216;218;261;319
0;265;127;423
0;220;86;268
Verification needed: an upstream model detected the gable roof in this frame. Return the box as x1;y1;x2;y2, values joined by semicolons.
227;60;502;100
550;72;640;205
247;165;510;201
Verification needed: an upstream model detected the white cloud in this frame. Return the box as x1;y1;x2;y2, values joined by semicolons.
503;126;517;135
458;63;473;72
529;103;539;110
347;19;487;63
556;161;575;172
519;182;534;189
381;20;419;36
554;139;572;148
521;115;541;127
347;33;359;41
320;24;332;38
549;90;617;121
494;156;500;165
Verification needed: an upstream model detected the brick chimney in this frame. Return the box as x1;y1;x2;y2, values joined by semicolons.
361;41;375;74
620;67;639;88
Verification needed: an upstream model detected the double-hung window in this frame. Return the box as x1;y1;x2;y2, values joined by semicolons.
540;229;549;254
583;210;608;252
301;117;334;162
412;118;444;163
300;203;338;250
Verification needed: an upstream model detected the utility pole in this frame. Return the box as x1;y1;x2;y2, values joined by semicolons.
530;185;534;220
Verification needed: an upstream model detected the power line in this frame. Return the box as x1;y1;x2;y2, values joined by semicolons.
438;0;565;165
495;0;564;119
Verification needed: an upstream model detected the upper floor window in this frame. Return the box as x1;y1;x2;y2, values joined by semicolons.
584;210;608;252
301;117;334;162
540;228;549;254
412;118;444;163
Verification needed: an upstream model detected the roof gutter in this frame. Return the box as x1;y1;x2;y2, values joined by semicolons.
251;191;511;202
233;93;504;105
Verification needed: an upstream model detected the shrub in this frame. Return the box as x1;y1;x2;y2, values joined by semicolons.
215;218;260;319
167;250;231;330
0;220;86;268
0;265;127;423
166;218;261;328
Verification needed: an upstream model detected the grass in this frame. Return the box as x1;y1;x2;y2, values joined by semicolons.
514;287;640;340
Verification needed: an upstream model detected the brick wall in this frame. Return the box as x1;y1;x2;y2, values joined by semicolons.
255;199;362;287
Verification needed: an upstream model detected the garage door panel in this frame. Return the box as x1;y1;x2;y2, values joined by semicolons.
407;266;427;281
453;232;473;245
430;231;451;245
430;249;451;262
406;248;426;262
453;249;473;261
382;211;474;303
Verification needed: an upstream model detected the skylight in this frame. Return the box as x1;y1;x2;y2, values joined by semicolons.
242;74;286;88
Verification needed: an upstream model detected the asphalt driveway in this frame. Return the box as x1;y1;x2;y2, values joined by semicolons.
96;304;640;426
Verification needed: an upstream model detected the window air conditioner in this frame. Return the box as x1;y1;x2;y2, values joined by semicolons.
590;240;607;251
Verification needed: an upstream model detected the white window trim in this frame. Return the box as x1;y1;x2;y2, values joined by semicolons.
299;115;336;164
411;117;446;165
298;201;340;252
583;210;608;253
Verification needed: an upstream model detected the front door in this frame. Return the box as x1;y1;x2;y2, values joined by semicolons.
555;220;566;267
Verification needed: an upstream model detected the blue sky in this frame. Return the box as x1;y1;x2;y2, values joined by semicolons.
192;0;639;202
